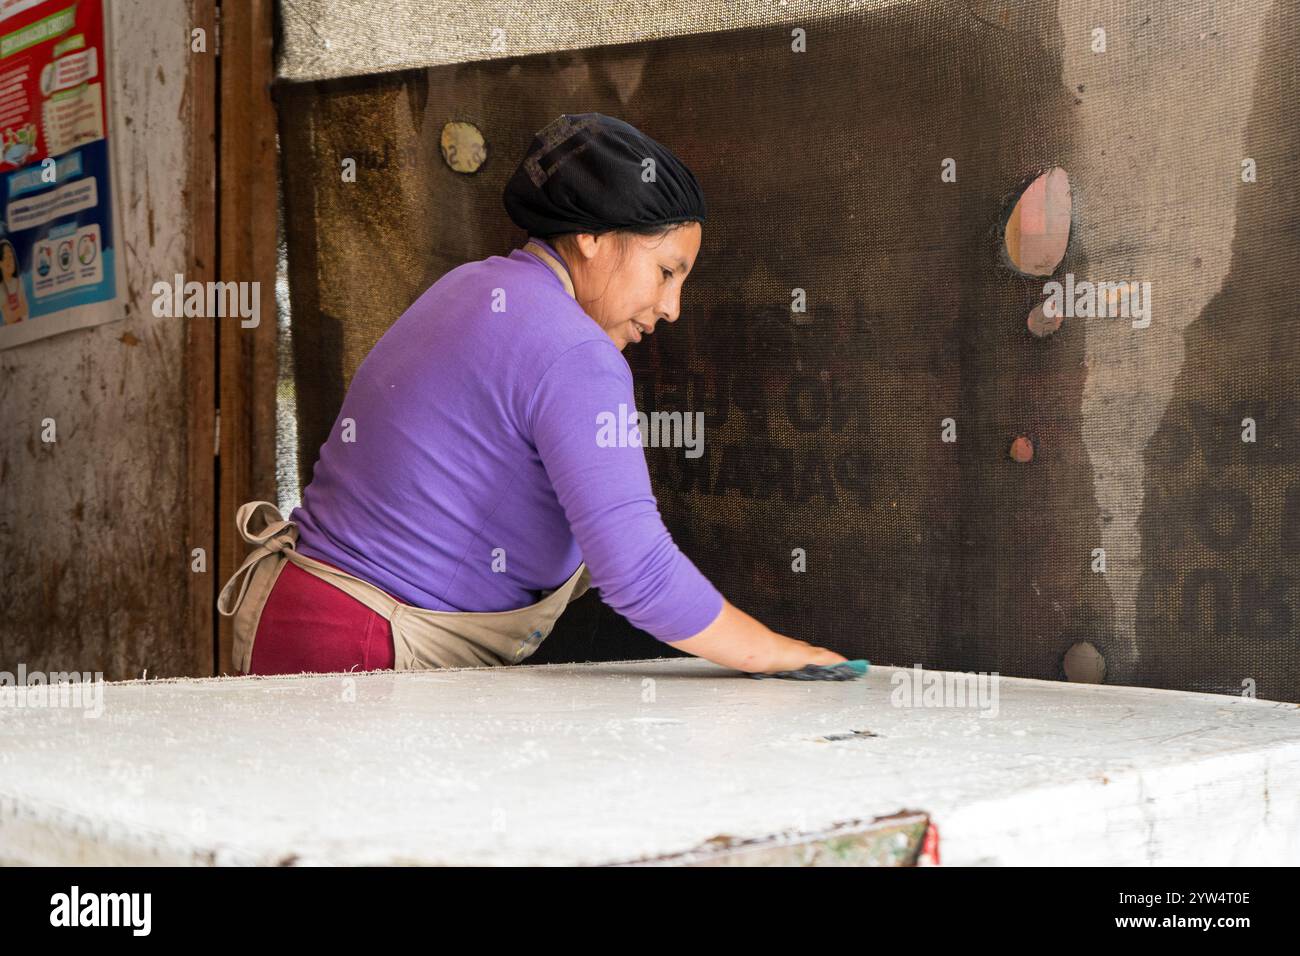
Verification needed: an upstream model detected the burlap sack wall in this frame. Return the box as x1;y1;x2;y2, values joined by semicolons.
276;0;1299;700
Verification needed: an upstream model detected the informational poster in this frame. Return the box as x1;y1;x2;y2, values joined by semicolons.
0;0;121;350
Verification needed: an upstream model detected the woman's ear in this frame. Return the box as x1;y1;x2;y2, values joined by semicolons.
572;232;602;262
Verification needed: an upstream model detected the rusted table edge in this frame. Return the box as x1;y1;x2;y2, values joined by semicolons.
608;810;935;867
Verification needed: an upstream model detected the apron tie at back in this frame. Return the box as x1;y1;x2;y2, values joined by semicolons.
216;500;299;619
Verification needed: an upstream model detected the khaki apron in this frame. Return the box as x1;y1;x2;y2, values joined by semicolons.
216;239;591;673
216;501;591;673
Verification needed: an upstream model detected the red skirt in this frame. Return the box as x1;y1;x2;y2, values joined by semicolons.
247;559;396;675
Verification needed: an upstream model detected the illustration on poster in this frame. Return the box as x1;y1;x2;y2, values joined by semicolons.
0;238;28;323
1;122;35;166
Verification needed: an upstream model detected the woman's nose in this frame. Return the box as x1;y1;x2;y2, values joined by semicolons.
658;290;682;323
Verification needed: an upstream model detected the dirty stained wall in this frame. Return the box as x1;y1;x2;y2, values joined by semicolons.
0;0;205;679
276;0;1299;700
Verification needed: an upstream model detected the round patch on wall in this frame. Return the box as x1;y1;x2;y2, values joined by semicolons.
440;121;487;174
1063;641;1106;684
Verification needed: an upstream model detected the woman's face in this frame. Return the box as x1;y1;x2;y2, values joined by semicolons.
561;224;702;351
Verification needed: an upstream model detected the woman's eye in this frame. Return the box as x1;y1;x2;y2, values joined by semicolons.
662;268;673;281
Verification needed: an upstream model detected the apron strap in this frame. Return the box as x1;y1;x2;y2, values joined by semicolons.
216;501;298;617
522;239;576;300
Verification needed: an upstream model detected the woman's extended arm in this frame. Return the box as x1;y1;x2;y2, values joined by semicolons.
527;337;845;674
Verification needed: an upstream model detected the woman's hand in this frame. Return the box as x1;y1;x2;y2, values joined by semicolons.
669;599;848;673
761;635;848;673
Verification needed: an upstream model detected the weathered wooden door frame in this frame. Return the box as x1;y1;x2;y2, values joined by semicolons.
188;0;279;676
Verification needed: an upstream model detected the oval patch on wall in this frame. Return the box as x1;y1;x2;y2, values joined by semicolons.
440;121;487;174
1003;167;1071;276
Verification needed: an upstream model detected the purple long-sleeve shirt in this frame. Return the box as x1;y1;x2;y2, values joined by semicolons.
292;238;724;643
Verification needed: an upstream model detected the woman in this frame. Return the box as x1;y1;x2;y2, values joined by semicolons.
0;239;28;325
219;113;844;676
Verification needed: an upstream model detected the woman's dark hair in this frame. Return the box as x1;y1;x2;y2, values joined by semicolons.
547;220;699;264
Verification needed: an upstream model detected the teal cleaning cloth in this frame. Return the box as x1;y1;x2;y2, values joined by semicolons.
747;660;869;681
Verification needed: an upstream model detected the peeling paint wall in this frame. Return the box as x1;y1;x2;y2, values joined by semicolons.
0;0;204;679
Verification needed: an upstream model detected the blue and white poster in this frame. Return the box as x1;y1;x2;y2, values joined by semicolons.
0;0;123;350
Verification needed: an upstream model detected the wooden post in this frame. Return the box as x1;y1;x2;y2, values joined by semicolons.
186;0;218;675
215;0;279;674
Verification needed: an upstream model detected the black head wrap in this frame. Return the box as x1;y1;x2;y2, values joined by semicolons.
503;113;706;238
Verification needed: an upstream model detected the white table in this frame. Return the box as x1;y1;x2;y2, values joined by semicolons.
2;659;1297;865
